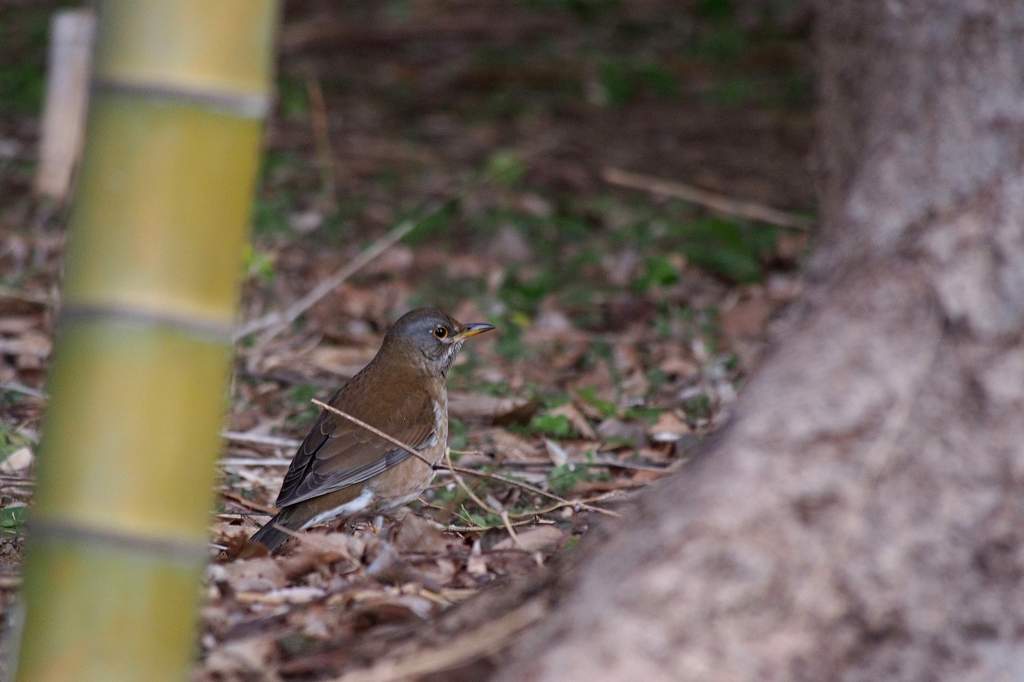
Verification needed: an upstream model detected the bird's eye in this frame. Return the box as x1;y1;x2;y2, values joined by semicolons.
433;325;448;339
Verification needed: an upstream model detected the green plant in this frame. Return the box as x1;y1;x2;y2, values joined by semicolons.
0;422;30;460
288;384;320;426
548;463;590;494
576;386;617;418
674;217;778;283
449;417;468;451
1;505;27;535
682;393;713;420
277;74;309;121
0;8;49;115
632;255;680;292
251;194;292;235
529;412;574;438
244;246;276;282
485;150;526;186
597;59;678;107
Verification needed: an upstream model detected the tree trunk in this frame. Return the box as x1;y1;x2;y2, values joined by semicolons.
499;2;1024;680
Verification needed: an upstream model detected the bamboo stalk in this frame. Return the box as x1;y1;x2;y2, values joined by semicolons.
15;3;278;681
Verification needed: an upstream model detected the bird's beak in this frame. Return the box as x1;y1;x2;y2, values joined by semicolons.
455;322;496;341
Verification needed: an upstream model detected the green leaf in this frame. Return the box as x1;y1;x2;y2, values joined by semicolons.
0;506;27;534
682;394;713;420
529;413;574;438
675;217;778;283
576;387;617;418
632;255;680;292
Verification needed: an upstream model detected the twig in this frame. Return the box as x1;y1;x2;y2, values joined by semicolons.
234;218;419;342
221;431;301;449
0;575;22;589
499;511;522;549
220;490;276;515
508;491;623;519
311;399;521;547
219;457;292;468
443;465;621;518
479;456;672;473
443;446;505;517
310;399;435;469
603;166;812;231
439;518;555;533
0;285;52;306
1;382;47;400
330;599;547;682
440;446;523;548
305;70;338;208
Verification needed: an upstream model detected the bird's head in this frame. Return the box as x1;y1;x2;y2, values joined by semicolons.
379;308;495;378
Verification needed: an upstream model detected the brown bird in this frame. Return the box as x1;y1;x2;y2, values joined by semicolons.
246;308;494;553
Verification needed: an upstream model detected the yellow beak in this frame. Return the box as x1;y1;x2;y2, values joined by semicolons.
454;322;496;341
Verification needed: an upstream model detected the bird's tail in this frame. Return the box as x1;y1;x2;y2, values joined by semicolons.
241;508;301;556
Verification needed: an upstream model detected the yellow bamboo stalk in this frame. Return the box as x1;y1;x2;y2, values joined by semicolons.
15;3;278;680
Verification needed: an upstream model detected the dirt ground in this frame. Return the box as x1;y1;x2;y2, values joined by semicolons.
0;1;814;678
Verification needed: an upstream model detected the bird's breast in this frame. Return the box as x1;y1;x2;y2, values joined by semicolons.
432;393;448;462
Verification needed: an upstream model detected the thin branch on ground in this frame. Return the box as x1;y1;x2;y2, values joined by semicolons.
310;399;436;469
427;516;556;533
219;457;292;468
234;217;419;342
221;431;301;449
310;399;545;547
443;465;621;518
0;285;52;306
459;453;672;473
508;491;624;519
220;490;277;515
442;445;509;522
304;69;339;209
603;166;813;231
0;382;47;400
499;510;523;549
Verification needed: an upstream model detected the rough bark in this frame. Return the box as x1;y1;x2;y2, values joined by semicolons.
498;2;1024;680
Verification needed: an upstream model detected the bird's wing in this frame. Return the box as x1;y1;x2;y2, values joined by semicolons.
275;386;437;508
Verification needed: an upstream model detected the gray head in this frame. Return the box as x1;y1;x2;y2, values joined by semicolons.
379;308;495;378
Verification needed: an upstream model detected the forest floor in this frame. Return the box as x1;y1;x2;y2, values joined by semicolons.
0;1;814;678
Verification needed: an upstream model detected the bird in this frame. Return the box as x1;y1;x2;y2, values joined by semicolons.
244;308;495;554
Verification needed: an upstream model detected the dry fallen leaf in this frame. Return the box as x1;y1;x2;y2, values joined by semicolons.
0;446;33;474
648;411;690;443
721;293;774;339
448;392;537;424
549;403;596;440
659;352;700;379
393;513;454;554
308;344;376;376
210;558;287;592
597;418;647;448
493;525;564;552
237;586;325;605
482;428;544;462
204;635;276;675
543;438;569;466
